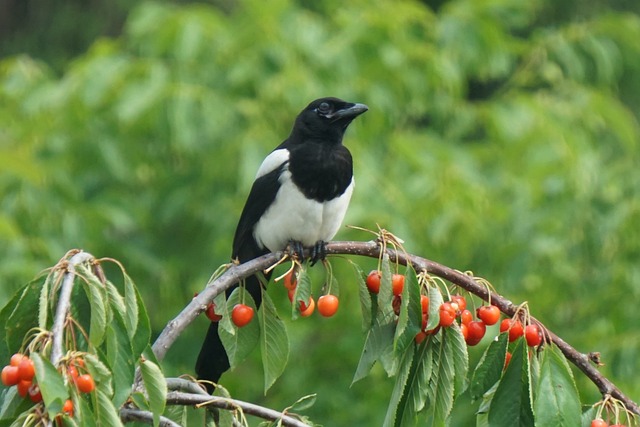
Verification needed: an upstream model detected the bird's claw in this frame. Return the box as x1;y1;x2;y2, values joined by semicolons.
287;240;305;261
310;240;327;266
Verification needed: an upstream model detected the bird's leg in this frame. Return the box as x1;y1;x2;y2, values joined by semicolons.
286;240;306;262
310;240;327;266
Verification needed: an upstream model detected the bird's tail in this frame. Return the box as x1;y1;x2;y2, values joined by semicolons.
195;272;265;393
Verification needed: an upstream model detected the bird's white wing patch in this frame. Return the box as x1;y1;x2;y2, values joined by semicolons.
255;148;290;179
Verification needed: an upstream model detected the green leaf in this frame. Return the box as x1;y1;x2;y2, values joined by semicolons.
131;285;151;357
95;388;125;427
383;342;415;427
533;344;581;426
140;358;167;427
105;280;126;322
425;330;455;425
78;265;108;347
353;263;373;331
84;352;115;398
285;394;317;413
393;270;421;357
377;254;394;314
352;309;396;384
488;339;535;427
425;286;444;331
448;323;469;398
291;268;312;320
470;332;508;400
124;274;140;338
259;289;289;393
106;310;135;408
214;289;233;335
2;280;41;356
31;352;67;416
38;272;51;329
219;287;260;368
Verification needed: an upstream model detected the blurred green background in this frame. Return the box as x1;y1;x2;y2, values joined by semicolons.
1;0;639;424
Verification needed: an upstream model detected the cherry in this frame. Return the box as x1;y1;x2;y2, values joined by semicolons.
476;305;500;326
439;303;456;327
300;297;315;317
283;270;297;290
465;321;486;346
414;331;428;344
317;295;339;317
451;295;467;312
18;357;35;382
76;374;95;393
460;309;473;325
231;304;254;327
17;379;31;397
420;295;429;313
28;384;42;403
500;318;524;342
391;274;405;296
392;295;402;316
366;270;381;294
1;365;19;386
10;353;25;367
504;351;512;369
525;324;542;347
68;365;79;383
205;303;223;322
62;399;74;417
590;420;608;427
460;323;469;340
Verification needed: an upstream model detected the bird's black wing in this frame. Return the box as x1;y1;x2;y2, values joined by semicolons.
232;162;286;261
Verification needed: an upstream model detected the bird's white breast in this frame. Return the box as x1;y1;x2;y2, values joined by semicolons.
253;168;354;253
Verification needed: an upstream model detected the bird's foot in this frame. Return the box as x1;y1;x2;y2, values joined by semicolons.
286;240;305;262
310;240;327;266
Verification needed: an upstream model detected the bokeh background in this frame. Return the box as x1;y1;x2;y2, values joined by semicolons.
1;0;639;424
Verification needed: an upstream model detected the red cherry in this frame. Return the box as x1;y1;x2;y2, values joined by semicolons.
391;274;405;296
465;321;486;346
439;303;456;327
476;305;500;326
283;270;297;290
420;295;429;313
231;304;254;327
205;303;223;322
76;374;95;393
28;384;42;403
450;295;467;312
590;419;608;427
414;331;428;344
317;295;339;317
460;309;473;325
500;319;524;342
504;351;512;369
525;324;542;347
62;399;74;417
460;323;469;340
10;353;25;367
299;297;315;317
366;270;381;294
1;366;19;386
17;358;35;382
17;380;31;397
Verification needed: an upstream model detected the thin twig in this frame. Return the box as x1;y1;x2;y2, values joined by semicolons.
166;391;310;427
150;240;640;417
119;407;181;427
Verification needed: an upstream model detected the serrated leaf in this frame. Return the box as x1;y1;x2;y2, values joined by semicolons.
350;264;373;332
96;388;125;427
394;271;421;357
383;343;415;427
215;289;234;335
78;265;108;347
219;287;260;368
533;344;581;426
3;280;41;356
123;273;139;339
259;290;289;393
141;358;167;427
425;330;455;425
105;280;126;321
106;311;135;408
488;339;534;427
378;254;394;314
31;353;67;416
131;285;151;357
291;268;312;320
470;333;508;400
580;406;598;427
425;286;444;331
352;310;396;384
285;394;317;413
448;323;469;397
38;273;50;329
84;353;114;397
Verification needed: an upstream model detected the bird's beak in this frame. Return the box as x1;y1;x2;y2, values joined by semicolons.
330;103;369;122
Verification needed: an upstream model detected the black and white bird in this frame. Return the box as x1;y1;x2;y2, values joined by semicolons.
196;97;367;390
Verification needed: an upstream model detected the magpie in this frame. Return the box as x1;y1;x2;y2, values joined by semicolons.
195;97;368;390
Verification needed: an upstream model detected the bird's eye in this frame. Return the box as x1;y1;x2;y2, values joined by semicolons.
317;102;331;115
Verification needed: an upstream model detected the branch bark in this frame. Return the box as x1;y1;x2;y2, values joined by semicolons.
151;240;640;417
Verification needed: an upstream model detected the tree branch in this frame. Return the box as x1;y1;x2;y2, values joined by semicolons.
119;407;181;427
150;240;640;417
165;391;310;427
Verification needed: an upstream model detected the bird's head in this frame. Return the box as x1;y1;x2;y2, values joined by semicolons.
291;97;368;143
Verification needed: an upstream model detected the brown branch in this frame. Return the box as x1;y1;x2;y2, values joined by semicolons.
150;240;640;417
